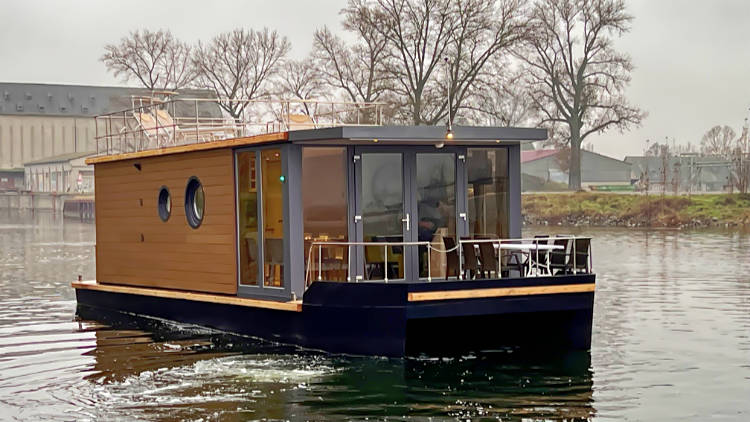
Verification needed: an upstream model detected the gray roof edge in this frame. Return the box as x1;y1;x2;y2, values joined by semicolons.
288;125;547;142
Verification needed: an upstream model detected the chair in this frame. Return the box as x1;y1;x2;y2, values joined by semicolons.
443;236;460;279
529;235;551;275
364;243;385;280
572;238;591;273
265;238;284;286
498;240;527;277
478;241;499;278
549;237;571;275
460;237;481;279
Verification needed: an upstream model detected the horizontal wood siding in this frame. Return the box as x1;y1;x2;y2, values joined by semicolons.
95;148;238;294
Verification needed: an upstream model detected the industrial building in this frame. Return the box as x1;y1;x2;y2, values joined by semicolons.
521;149;632;191
0;82;216;210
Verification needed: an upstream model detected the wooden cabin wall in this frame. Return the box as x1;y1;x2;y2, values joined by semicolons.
94;148;237;295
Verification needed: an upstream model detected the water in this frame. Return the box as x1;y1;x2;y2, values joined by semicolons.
0;211;748;421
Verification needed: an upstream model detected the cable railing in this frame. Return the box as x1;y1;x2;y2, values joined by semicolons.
94;96;386;157
304;236;593;286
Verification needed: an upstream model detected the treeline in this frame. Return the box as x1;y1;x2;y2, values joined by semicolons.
102;0;644;190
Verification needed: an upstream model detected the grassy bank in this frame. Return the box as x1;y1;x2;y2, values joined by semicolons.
522;192;750;228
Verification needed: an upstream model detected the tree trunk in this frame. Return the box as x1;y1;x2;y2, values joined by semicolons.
413;96;422;125
568;124;582;191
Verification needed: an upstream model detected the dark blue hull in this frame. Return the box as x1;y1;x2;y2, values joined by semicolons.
75;274;595;357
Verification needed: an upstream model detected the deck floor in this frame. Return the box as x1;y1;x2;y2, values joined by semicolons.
72;280;302;312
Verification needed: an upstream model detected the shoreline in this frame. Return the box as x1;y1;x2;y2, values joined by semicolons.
522;192;750;229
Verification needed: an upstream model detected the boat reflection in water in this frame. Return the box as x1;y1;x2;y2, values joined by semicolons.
77;305;594;420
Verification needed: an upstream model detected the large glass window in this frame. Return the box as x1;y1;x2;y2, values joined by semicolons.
302;147;349;281
262;149;284;287
361;153;404;280
416;153;456;278
467;148;509;239
237;151;259;286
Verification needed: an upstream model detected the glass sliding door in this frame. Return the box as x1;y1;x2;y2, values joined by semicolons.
261;148;284;287
236;151;259;286
467;148;509;239
236;147;287;294
302;147;349;281
415;152;456;279
356;152;408;281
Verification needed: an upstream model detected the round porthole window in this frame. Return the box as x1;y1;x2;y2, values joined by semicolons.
157;186;171;221
185;177;205;228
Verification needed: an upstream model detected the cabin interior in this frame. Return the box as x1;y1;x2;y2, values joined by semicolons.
92;125;549;302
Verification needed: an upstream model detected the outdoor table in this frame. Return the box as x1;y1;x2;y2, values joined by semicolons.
496;243;564;278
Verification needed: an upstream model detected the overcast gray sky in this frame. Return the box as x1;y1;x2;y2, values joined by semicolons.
1;0;748;159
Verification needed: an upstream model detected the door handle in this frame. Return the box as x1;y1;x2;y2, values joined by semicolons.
401;213;410;231
354;215;362;223
459;212;467;221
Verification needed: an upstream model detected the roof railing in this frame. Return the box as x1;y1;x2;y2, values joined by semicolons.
93;97;386;157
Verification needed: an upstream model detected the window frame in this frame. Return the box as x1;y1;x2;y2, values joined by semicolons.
234;145;294;300
184;176;205;229
157;185;171;222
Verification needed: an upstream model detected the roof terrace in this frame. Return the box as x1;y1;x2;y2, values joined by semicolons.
94;96;386;157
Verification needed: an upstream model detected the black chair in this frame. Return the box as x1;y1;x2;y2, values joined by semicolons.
549;237;571;275
478;241;499;278
529;235;550;274
443;236;460;279
498;240;527;277
572;238;591;273
460;237;481;279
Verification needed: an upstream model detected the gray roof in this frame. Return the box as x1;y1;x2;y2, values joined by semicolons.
0;82;218;117
288;125;547;145
24;151;96;166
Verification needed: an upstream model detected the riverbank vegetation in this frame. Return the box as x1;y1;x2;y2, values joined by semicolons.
522;192;750;228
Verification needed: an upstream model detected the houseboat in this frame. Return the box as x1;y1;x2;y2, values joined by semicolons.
73;97;595;357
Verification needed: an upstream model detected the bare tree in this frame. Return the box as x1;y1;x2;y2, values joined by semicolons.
443;0;528;124
463;60;537;126
276;58;327;115
312;20;389;104
358;0;526;125
700;125;736;157
729;121;750;193
101;29;195;91
192;28;291;119
517;0;645;190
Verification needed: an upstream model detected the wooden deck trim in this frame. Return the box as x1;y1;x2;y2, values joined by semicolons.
72;280;302;312
407;283;596;302
86;132;289;164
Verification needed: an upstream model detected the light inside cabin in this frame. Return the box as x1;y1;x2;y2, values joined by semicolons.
372;138;379;143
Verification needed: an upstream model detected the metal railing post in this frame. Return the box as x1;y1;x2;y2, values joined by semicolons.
384;245;388;283
347;244;352;282
458;241;463;280
573;236;578;274
427;242;432;282
154;103;159;148
318;244;322;281
195;100;199;143
497;240;502;279
172;100;176;144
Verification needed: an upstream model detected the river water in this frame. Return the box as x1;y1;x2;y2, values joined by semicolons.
0;211;748;421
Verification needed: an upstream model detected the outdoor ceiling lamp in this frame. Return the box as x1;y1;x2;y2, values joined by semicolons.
445;123;454;140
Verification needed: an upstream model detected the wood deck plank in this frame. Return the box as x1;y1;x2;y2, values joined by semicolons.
407;283;596;302
73;280;302;312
